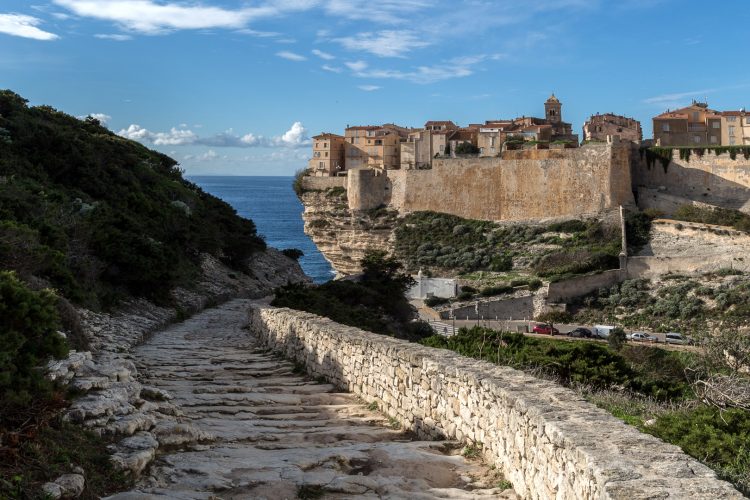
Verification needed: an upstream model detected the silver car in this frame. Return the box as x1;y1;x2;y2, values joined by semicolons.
628;332;658;342
665;333;686;345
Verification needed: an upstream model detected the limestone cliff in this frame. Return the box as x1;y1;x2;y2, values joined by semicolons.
301;188;396;276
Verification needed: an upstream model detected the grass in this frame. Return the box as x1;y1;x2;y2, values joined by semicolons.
462;442;483;459
0;418;132;498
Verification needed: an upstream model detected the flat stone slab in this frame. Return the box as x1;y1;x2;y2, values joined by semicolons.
107;300;515;499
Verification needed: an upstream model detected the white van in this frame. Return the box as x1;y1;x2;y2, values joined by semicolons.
593;325;615;339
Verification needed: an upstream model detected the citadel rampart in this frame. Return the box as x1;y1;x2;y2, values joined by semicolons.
249;305;742;500
633;149;750;213
345;141;634;222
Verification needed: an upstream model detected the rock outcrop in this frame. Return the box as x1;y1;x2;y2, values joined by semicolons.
300;188;395;276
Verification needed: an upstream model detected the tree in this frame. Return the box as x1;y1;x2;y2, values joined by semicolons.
608;327;627;351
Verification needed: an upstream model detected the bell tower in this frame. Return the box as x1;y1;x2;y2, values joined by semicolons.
545;93;562;124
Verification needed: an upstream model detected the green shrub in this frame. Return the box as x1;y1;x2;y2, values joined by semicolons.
480;284;513;297
281;248;304;261
458;291;474;301
673;204;750;232
535;310;572;323
607;327;627;351
424;296;449;307
528;278;543;291
0;272;67;427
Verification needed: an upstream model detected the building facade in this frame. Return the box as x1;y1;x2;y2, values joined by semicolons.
651;101;750;147
309;133;346;176
583;113;642;143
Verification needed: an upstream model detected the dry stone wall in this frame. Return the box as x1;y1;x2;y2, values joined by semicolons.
249;305;742;500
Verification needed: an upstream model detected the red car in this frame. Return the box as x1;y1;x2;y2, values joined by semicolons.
532;324;559;335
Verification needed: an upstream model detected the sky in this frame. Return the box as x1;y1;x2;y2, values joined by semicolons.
1;0;748;175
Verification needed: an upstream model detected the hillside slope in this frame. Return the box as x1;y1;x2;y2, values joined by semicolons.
0;90;268;309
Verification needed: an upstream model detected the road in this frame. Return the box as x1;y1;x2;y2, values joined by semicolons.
423;317;699;352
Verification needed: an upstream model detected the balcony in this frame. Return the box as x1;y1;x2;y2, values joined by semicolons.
688;124;706;132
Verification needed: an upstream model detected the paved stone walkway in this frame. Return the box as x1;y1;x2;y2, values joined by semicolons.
109;300;515;499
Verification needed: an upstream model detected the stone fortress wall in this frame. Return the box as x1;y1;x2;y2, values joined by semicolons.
632;148;750;213
345;139;635;222
249;305;742;500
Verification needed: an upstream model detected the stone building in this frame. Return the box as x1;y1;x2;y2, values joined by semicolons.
653;101;750;147
343;124;408;171
583;113;642;143
309;133;346;176
476;95;578;157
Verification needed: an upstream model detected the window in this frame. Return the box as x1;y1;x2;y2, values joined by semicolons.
710;135;718;144
324;152;328;157
661;123;670;132
693;135;701;144
712;121;720;129
489;137;495;147
746;118;750;125
319;161;324;168
692;112;699;121
617;127;622;132
727;116;737;122
729;126;736;136
730;136;736;145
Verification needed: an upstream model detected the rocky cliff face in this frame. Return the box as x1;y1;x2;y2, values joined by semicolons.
301;188;396;276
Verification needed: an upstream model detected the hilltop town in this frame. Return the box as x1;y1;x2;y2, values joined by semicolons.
308;96;750;177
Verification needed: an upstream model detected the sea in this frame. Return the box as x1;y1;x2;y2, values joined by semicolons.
189;176;334;283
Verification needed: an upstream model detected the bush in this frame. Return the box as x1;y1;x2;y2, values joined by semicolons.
480;284;513;297
607;327;627;351
0;272;67;428
535;310;572;323
424;296;449;307
458;291;474;301
673;204;750;232
281;248;304;261
528;278;543;291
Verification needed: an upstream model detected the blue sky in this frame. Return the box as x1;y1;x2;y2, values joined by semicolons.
1;0;748;175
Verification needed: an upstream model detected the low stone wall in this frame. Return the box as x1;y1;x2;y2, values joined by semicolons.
546;269;624;303
248;305;741;500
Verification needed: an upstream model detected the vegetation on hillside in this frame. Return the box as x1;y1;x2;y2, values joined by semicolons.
570;272;750;338
394;211;649;281
0;90;265;309
671;204;750;233
0;90;267;497
272;250;431;341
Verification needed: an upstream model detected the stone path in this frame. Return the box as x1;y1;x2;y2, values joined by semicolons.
108;299;515;499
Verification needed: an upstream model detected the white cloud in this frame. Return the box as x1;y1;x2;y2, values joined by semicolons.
312;48;335;60
643;89;715;108
345;60;367;72
358;85;380;91
276;50;306;61
85;113;112;124
334;30;429;57
321;64;342;73
52;0;314;34
323;0;429;24
118;122;310;149
94;33;132;41
0;13;59;40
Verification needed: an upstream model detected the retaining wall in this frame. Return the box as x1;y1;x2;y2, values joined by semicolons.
248;305;741;500
302;176;346;191
546;270;624;303
438;295;535;320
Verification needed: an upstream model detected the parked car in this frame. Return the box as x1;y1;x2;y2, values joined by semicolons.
627;332;658;343
665;332;687;345
567;327;592;338
592;325;615;339
533;324;559;335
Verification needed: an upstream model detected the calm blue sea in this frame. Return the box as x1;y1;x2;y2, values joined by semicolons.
189;176;333;283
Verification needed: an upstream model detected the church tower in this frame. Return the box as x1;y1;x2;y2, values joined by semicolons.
545;93;562;124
